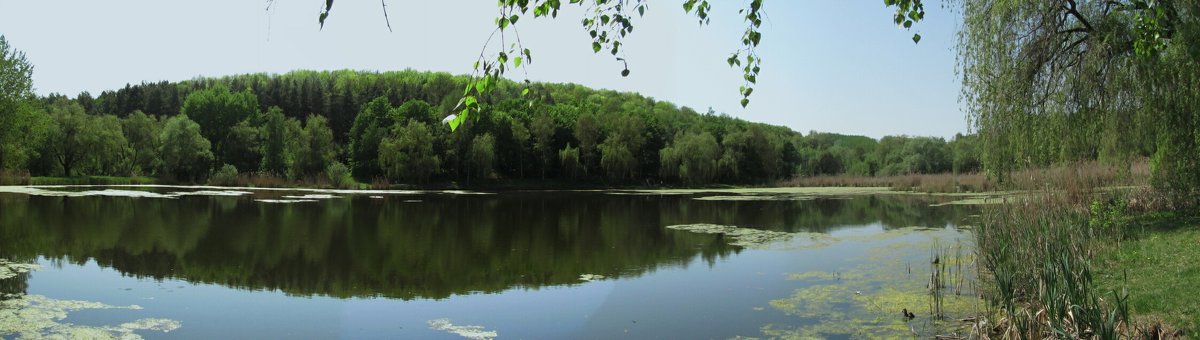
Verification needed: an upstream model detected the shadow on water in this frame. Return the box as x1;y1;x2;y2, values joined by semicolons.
0;191;973;300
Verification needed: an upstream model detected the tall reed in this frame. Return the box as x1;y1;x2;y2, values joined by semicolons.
974;194;1132;338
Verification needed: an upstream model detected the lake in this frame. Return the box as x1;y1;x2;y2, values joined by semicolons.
0;186;982;339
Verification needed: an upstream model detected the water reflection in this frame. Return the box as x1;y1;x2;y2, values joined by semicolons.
0;191;972;301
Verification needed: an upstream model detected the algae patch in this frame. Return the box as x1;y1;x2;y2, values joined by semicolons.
0;260;39;280
692;195;816;201
579;274;606;282
742;229;981;338
0;294;181;339
280;194;340;200
665;224;793;248
427;318;497;340
255;199;319;203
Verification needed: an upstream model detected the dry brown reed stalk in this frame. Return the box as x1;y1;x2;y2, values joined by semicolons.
0;170;31;185
779;172;993;193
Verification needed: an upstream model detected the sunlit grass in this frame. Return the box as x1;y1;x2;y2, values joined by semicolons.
1097;212;1200;333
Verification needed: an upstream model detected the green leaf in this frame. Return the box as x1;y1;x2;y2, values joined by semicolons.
740;98;750;108
592;42;601;53
521;88;530;96
514;56;523;68
621;69;630;77
449;109;469;131
912;33;921;44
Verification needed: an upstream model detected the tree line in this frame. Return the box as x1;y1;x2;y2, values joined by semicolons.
1;38;979;186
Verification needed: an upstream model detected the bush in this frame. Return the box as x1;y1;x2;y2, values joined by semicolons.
325;161;356;189
209;164;239;186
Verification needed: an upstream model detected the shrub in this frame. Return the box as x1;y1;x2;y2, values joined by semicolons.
209;164;239;186
325;161;356;189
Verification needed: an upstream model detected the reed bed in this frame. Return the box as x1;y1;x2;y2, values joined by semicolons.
970;193;1182;338
780;159;1150;195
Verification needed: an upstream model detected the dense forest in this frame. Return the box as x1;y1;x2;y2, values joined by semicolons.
0;61;983;187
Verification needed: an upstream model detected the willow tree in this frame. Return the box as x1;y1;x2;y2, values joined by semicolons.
958;0;1199;199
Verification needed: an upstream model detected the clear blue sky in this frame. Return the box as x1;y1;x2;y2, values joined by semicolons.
0;0;967;139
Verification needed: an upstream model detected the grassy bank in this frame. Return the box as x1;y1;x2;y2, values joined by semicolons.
1097;211;1200;332
971;189;1190;338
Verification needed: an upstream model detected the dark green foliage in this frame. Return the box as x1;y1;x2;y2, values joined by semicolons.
122;111;162;176
10;68;986;185
379;121;439;183
348;96;396;179
221;120;261;175
159;114;214;182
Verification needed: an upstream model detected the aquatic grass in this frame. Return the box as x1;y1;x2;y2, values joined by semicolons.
973;194;1137;338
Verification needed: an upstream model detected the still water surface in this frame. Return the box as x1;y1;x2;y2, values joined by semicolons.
0;187;980;339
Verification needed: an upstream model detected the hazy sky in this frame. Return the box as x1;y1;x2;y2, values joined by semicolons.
0;1;968;139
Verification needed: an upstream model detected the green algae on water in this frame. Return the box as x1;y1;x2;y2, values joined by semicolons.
579;274;606;282
427;318;497;340
0;294;181;339
0;260;39;280
665;224;794;248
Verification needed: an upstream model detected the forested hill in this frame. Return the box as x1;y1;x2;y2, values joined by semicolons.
18;70;977;185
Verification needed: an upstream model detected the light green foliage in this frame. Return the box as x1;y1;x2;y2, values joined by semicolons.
573;112;599;171
379;121;440;183
467;133;495;180
258;106;291;176
290;115;337;179
43;99;89;176
957;0;1200;198
122;111;163;176
180;84;259;150
325;161;355;189
559;143;583;179
209;163;239;186
392;99;435;125
660;131;720;184
599;115;644;181
509;118;530;178
0;35;37;171
949;133;980;174
530;112;555;178
159;114;214;182
79;114;132;176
